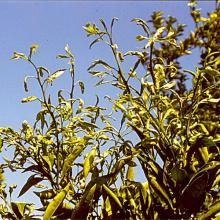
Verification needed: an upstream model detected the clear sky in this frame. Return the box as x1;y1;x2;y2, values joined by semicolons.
0;0;216;210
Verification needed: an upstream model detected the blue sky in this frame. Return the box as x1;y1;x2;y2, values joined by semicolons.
0;0;216;210
0;1;216;128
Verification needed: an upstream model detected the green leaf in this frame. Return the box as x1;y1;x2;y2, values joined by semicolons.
37;66;50;77
89;38;101;49
56;54;69;59
24;76;29;92
78;81;85;94
171;166;187;184
0;138;3;152
149;175;173;209
142;89;148;103
61;144;85;180
76;99;84;114
34;189;56;200
11;202;26;219
47;69;65;84
83;23;99;36
29;44;39;58
43;183;71;220
154;27;166;39
102;184;122;209
42;155;54;171
11;52;28;60
21;96;37;103
161;81;175;90
198;200;220;220
136;35;147;41
71;183;97;219
126;164;134;181
110;17;118;33
88;59;112;71
18;175;44;197
140;181;149;206
84;147;96;179
103;196;112;217
64;44;73;58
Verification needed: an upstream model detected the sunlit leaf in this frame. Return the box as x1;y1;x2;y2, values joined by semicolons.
84;147;96;179
102;184;122;209
43;183;71;220
21;96;37;103
76;98;84;114
161;81;175;90
11;52;28;60
29;44;39;58
136;35;147;41
47;69;65;84
83;22;99;36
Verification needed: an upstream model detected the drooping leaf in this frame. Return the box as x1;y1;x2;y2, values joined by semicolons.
76;98;84;114
110;17;118;34
88;59;112;71
0;138;3;152
78;81;85;94
24;76;29;92
29;44;39;58
89;38;101;49
61;144;85;180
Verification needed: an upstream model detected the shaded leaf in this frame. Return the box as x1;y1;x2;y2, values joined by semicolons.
19;175;44;197
11;202;26;219
71;183;97;219
79;81;85;94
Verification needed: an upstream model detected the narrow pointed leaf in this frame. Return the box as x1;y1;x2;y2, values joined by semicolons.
43;183;71;220
84;148;96;179
21;96;37;103
19;175;44;197
102;184;122;209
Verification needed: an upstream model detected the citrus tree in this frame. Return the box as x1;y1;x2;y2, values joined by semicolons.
0;0;219;219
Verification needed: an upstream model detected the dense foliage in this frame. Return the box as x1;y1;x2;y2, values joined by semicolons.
0;1;219;219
